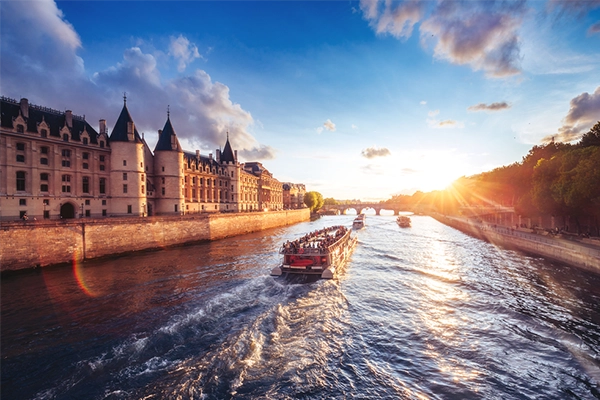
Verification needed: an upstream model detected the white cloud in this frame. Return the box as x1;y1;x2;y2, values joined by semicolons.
323;119;336;132
169;35;201;72
545;86;600;142
428;109;440;117
361;146;391;159
0;1;273;160
420;100;427;105
427;118;464;129
467;102;511;112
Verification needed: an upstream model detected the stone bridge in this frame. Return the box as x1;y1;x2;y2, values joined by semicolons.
320;203;432;216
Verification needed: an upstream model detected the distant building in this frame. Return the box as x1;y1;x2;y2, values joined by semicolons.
0;96;295;220
282;182;306;209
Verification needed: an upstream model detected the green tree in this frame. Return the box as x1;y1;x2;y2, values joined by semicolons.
323;197;338;205
304;191;324;212
579;121;600;148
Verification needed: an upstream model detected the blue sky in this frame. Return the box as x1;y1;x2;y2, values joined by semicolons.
2;1;599;201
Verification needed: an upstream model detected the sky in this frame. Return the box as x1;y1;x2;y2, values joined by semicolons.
1;0;599;201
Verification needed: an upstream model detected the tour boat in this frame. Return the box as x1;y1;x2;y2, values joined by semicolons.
271;225;357;279
397;215;411;228
352;213;366;229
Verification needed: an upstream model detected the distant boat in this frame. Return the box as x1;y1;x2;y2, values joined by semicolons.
271;225;357;279
353;213;366;229
397;215;411;228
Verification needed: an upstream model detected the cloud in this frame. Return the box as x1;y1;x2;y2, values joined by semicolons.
361;164;385;175
545;86;600;142
420;100;427;105
360;0;426;39
467;102;511;112
428;109;440;117
546;0;600;18
352;124;358;129
1;1;273;160
360;0;526;78
169;35;201;72
361;146;391;159
323;119;336;132
427;118;464;129
239;145;277;161
588;21;600;36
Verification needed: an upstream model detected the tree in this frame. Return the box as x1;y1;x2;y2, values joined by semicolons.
323;197;338;205
304;191;324;212
579;121;600;148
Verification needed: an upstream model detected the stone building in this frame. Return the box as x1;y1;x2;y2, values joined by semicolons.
0;96;291;220
283;182;306;209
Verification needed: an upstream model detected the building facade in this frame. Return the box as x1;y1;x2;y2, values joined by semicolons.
282;182;306;210
0;96;299;221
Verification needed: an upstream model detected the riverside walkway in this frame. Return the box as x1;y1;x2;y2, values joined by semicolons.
433;214;600;273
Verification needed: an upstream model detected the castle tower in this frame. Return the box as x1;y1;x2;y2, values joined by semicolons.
108;98;147;216
153;113;184;215
219;133;241;212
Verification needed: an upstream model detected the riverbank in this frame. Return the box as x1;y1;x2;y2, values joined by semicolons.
0;208;310;272
431;213;600;274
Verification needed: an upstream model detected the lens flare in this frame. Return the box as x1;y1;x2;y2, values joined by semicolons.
72;250;98;297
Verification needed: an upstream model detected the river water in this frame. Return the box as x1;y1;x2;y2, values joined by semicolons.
2;215;600;399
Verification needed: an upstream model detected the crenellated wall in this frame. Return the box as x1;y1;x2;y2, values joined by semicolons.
0;208;310;272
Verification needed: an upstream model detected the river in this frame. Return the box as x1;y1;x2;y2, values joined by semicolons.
2;215;599;399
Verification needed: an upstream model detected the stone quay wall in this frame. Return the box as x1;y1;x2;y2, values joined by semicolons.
432;214;600;274
0;208;310;272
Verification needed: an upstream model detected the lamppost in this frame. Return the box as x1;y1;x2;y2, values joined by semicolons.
80;203;84;218
142;203;146;217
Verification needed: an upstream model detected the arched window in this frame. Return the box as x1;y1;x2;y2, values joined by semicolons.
16;171;26;191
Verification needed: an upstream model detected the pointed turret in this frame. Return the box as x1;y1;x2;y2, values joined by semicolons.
154;115;183;152
110;98;143;143
220;133;236;164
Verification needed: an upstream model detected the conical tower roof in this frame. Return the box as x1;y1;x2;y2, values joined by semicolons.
154;115;183;152
109;99;143;143
220;133;236;163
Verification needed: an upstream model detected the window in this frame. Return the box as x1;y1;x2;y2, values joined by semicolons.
17;125;24;133
123;184;128;194
61;175;71;193
16;154;25;162
83;153;89;160
161;177;165;184
17;143;25;151
63;134;69;142
100;141;105;148
83;138;88;145
19;199;27;206
174;204;178;212
127;205;132;214
41;184;48;192
43;210;50;219
123;173;127;180
62;160;71;167
41;129;48;138
99;165;105;171
83;163;89;169
99;155;105;162
43;199;50;205
85;200;90;205
61;149;71;167
162;187;165;195
102;209;107;216
16;171;25;191
40;158;48;165
82;177;90;193
162;166;165;172
123;160;127;166
141;185;145;194
62;149;71;157
85;210;91;217
141;174;144;181
102;199;106;205
99;178;106;194
41;147;48;154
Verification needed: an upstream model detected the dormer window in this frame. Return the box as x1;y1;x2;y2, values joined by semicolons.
41;129;48;138
83;137;88;145
63;134;69;142
17;125;24;133
100;141;105;148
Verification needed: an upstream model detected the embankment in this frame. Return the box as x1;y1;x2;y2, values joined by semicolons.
432;214;600;273
0;209;310;272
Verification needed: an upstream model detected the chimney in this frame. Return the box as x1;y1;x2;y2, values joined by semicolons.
209;152;213;161
99;119;107;134
196;150;200;159
234;150;238;162
216;149;221;163
20;98;29;119
65;110;73;128
158;129;162;136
